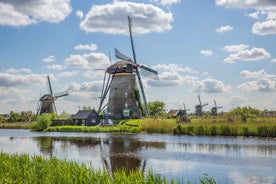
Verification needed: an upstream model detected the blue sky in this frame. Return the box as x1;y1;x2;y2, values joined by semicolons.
0;0;276;114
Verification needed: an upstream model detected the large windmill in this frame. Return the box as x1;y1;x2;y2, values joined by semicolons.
36;75;68;115
211;99;222;116
195;95;208;116
98;16;158;119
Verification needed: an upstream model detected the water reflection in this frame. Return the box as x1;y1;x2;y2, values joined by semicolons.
33;135;165;174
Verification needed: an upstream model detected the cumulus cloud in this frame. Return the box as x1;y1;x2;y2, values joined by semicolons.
57;71;79;78
152;64;197;73
67;81;102;92
64;52;109;70
43;56;56;63
215;25;233;33
75;10;84;19
80;1;173;35
193;78;232;93
0;0;72;27
223;44;249;52
152;0;181;6
216;0;276;35
0;72;45;87
223;47;271;63
47;64;64;71
74;44;98;51
238;78;276;92
5;68;32;74
200;50;213;57
240;69;274;79
271;58;276;63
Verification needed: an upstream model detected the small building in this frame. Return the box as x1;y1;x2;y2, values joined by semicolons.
71;110;100;126
167;109;181;118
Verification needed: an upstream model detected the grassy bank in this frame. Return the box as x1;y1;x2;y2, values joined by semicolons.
0;152;216;184
0;122;32;129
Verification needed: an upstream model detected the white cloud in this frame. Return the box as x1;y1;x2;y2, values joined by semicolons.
193;78;232;93
74;44;98;52
75;10;84;19
200;50;213;57
152;0;181;6
215;25;233;33
271;58;276;63
47;64;64;71
57;71;79;78
152;64;197;73
216;0;276;35
80;1;173;35
223;47;271;63
252;19;276;35
0;72;45;87
240;69;274;79
223;44;249;52
0;0;72;27
43;56;56;63
5;68;32;74
64;52;110;70
238;78;276;92
67;81;103;92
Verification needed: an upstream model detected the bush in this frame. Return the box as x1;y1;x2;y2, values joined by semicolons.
31;114;53;131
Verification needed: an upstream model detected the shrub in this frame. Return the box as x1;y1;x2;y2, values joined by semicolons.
31;114;53;131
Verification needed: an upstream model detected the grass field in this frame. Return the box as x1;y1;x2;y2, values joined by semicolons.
0;152;216;184
2;117;276;137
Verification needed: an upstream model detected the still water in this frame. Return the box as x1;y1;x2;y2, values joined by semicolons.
0;129;275;183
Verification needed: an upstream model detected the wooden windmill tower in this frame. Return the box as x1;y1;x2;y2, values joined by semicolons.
195;95;208;116
37;75;68;115
211;99;222;116
98;17;158;119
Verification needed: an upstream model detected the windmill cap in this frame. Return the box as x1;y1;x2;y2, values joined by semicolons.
106;61;135;74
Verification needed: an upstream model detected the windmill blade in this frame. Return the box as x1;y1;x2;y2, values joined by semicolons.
47;75;53;95
140;65;159;80
54;91;68;99
128;16;149;116
198;95;202;105
115;48;133;62
214;100;217;108
183;103;186;111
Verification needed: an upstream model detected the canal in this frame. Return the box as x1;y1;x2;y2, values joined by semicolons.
0;129;275;183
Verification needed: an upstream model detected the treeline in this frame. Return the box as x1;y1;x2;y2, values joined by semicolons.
0;111;36;123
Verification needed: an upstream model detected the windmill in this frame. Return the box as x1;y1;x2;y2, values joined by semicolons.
211;99;222;116
36;75;68;115
98;16;158;119
182;103;190;115
195;95;208;116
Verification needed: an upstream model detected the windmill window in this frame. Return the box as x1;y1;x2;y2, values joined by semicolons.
124;82;128;88
124;92;128;98
125;103;128;108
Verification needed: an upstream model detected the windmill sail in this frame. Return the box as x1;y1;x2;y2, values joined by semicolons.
115;48;133;62
140;65;159;80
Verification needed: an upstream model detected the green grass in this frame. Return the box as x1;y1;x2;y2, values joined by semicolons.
0;122;32;129
0;153;216;184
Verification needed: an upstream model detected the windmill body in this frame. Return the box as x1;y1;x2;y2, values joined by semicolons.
211;100;222;116
106;61;142;119
195;95;208;116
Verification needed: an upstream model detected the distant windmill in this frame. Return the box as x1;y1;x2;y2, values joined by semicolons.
195;95;208;116
211;99;222;116
98;16;159;119
36;75;68;115
182;103;190;115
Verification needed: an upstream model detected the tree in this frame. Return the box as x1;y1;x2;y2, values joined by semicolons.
21;111;35;122
82;105;92;110
147;101;166;117
8;111;21;122
228;106;261;122
32;114;53;131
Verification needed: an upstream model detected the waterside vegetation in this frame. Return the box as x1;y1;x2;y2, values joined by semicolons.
0;152;216;184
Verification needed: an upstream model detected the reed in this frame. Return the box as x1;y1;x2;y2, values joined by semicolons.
0;122;32;129
0;153;216;184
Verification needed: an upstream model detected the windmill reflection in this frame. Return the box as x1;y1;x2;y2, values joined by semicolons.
33;135;165;174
